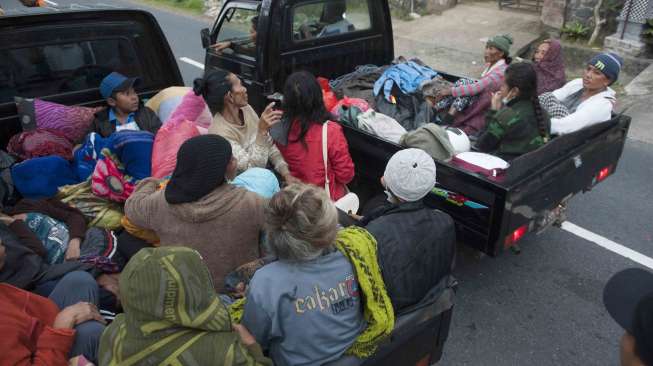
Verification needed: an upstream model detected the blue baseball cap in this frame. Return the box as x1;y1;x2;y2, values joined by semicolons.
99;72;141;99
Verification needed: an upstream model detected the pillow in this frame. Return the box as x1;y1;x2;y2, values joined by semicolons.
16;97;104;143
167;90;213;128
145;86;189;115
7;129;74;161
151;119;200;179
11;156;79;199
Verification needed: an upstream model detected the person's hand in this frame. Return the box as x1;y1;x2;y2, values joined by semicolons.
436;88;452;100
53;302;106;329
232;323;257;346
210;41;232;53
490;91;503;111
0;213;15;226
258;102;283;134
349;213;363;221
282;174;301;186
65;238;81;261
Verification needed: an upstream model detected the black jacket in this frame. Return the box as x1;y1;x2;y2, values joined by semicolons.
91;104;162;138
361;201;455;312
0;222;91;290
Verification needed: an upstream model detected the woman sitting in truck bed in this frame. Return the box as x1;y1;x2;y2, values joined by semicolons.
475;62;550;160
274;71;355;201
241;184;366;366
429;34;513;136
539;52;622;136
198;70;296;184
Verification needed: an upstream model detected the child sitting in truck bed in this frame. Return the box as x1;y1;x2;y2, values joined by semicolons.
475;62;550;161
90;71;161;138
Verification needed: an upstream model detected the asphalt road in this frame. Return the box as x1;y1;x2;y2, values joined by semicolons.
20;1;653;365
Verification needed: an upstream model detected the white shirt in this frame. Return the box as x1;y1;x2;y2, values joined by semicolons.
550;79;616;135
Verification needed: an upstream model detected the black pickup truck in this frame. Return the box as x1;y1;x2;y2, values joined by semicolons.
0;2;629;365
204;0;631;256
0;5;453;366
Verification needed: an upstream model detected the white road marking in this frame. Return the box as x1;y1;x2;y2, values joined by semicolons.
180;57;205;70
562;222;653;270
43;0;58;5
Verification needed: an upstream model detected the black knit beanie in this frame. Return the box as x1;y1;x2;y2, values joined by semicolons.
165;135;232;204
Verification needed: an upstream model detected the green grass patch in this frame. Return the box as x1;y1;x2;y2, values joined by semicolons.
145;0;204;14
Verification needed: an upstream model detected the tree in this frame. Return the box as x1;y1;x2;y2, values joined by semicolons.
588;0;608;45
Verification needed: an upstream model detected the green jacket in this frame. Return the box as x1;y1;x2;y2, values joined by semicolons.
476;99;550;160
98;247;272;366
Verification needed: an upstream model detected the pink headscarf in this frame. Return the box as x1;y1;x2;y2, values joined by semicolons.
533;39;567;95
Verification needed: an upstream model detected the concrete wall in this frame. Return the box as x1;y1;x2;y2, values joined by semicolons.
542;0;603;29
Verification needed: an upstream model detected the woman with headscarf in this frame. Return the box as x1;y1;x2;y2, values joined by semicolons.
124;135;267;293
99;246;272;365
196;71;296;184
533;39;566;95
431;34;514;136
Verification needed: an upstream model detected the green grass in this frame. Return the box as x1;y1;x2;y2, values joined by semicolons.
145;0;204;14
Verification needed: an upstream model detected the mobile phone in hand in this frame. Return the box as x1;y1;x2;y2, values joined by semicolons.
267;92;284;111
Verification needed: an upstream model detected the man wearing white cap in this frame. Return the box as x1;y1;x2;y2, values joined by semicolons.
358;148;456;312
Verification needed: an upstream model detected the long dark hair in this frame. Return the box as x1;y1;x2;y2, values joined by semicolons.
193;70;232;115
282;71;329;147
504;62;548;140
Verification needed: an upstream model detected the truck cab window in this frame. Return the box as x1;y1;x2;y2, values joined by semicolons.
293;0;372;41
0;39;141;104
213;8;259;59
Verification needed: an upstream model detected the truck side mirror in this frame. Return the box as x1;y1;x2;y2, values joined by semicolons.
201;28;211;49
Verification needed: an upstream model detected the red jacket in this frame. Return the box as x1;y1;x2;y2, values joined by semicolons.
276;120;355;200
0;284;75;366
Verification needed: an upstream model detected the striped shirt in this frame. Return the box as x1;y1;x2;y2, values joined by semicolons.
451;59;508;98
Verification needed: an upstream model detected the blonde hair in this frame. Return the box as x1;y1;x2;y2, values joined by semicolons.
265;184;338;261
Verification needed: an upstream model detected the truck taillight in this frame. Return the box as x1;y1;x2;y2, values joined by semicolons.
505;225;528;247
596;165;612;182
415;355;430;366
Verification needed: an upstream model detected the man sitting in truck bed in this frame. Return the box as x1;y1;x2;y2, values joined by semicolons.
541;52;622;136
355;149;456;312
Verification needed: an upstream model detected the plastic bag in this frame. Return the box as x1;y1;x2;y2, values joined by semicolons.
151;119;200;179
318;77;339;111
330;97;370;119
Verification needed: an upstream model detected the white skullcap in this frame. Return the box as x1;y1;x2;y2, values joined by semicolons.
384;148;436;202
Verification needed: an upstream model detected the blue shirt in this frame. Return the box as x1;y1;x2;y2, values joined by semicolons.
108;108;140;132
242;250;365;366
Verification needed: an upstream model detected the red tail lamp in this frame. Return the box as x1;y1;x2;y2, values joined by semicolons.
596;165;612;182
505;224;528;247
